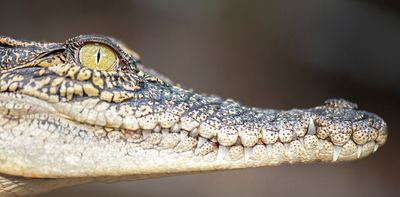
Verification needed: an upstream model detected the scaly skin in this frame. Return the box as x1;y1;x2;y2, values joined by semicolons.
0;35;388;196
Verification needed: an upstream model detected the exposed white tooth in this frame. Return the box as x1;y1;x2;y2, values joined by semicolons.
266;144;273;158
333;146;341;162
299;138;305;147
142;130;151;139
217;145;228;162
153;125;161;133
197;137;208;148
307;118;316;135
190;128;199;137
357;145;363;158
374;144;379;152
284;143;290;157
161;129;169;136
244;147;252;162
180;130;189;141
235;138;242;145
172;124;181;132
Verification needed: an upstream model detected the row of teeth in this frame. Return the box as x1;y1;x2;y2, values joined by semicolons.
116;125;379;163
0;96;383;162
0;93;386;148
50;100;385;146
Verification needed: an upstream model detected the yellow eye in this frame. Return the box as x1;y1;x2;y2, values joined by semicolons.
79;43;117;70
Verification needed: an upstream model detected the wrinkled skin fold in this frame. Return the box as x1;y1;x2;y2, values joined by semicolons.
0;35;388;196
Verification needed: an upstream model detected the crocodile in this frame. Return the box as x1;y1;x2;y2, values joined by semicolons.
0;35;388;196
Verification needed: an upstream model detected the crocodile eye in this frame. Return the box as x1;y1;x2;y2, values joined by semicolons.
78;43;117;71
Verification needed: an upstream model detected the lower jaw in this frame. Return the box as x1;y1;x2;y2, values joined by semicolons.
0;112;377;178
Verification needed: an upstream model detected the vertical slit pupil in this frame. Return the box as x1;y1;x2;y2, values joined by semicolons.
96;49;101;65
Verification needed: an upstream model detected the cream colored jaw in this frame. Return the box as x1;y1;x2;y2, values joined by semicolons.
0;93;382;179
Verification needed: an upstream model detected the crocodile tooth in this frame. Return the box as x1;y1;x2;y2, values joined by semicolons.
284;143;290;157
104;127;113;132
142;130;151;139
333;146;341;162
266;144;273;158
298;138;305;147
180;130;188;141
235;137;242;145
189;128;199;137
244;147;252;162
153;125;161;133
217;145;228;162
357;145;363;158
197;136;207;148
171;124;180;132
373;144;379;152
307;118;316;135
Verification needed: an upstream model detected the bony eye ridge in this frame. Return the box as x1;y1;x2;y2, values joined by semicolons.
79;43;117;71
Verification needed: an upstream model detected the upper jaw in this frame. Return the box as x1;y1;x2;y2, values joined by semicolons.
0;90;388;165
0;61;388;177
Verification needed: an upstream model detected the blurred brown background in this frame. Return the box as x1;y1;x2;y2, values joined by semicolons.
1;0;399;196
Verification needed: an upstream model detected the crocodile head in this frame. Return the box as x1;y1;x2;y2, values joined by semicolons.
0;35;388;179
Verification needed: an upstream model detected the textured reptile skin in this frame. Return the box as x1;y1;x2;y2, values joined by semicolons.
0;35;388;196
